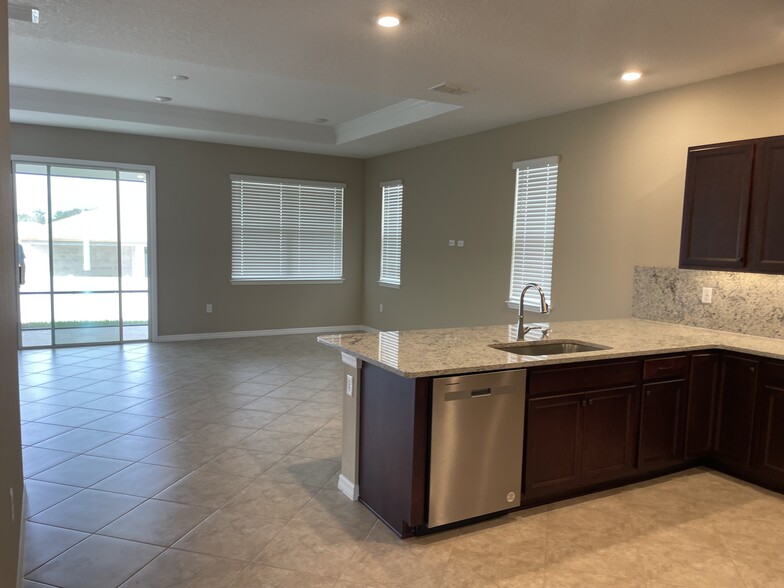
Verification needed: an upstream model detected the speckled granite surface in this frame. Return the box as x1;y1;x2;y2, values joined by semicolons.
633;266;784;338
318;318;784;377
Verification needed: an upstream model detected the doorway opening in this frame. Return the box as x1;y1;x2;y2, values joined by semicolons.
13;157;157;348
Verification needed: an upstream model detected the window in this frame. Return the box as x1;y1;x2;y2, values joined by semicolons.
508;156;559;310
379;180;403;287
231;175;344;283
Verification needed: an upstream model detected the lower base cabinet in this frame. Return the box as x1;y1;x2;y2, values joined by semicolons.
752;361;784;479
714;355;759;468
638;379;687;470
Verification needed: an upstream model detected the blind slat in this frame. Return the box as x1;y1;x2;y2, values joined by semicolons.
508;157;559;308
231;176;344;281
380;182;403;286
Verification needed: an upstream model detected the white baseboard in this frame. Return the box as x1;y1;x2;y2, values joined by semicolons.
338;474;359;501
17;484;27;588
155;324;372;343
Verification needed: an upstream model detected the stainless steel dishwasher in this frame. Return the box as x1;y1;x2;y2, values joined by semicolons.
428;369;526;528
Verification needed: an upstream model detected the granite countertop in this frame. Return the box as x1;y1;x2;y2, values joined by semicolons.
317;318;784;378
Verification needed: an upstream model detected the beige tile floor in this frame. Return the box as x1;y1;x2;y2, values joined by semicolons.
18;335;784;587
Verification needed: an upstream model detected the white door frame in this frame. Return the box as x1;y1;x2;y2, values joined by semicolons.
11;154;159;344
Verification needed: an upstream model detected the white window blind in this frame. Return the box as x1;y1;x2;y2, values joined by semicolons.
379;180;403;287
508;156;559;310
231;175;345;283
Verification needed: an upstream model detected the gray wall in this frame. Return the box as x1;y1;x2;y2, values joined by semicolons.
0;0;24;584
363;63;784;330
10;125;366;337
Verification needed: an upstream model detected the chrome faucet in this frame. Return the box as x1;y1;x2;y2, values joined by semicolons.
517;282;550;340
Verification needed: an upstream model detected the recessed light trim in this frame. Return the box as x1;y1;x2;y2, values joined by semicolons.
621;71;643;82
154;96;172;103
376;13;401;27
172;75;189;81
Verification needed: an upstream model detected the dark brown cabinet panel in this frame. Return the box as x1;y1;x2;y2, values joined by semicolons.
714;355;759;467
581;386;639;484
638;380;686;469
526;393;582;496
685;353;720;458
749;137;784;273
359;363;429;537
752;361;784;480
680;142;754;269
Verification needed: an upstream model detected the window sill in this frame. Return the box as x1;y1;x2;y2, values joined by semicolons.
378;281;400;289
231;279;345;285
506;300;552;312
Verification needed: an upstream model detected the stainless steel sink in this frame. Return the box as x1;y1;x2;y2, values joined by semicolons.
490;340;610;356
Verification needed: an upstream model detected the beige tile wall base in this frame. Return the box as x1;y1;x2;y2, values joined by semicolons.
156;325;372;343
633;266;784;339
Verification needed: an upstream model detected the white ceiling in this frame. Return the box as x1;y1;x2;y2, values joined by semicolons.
8;0;784;158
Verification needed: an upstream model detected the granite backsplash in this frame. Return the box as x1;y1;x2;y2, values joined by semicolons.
632;266;784;339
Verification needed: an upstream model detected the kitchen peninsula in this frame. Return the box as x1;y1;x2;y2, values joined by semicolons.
319;318;784;537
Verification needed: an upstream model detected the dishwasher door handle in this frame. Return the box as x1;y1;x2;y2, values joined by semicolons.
470;388;492;398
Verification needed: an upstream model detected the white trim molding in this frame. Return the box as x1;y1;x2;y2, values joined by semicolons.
156;324;373;342
338;474;359;501
17;484;27;588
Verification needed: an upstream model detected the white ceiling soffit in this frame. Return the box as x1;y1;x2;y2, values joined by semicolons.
8;0;784;158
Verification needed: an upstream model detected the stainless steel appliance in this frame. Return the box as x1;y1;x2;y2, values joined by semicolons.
428;369;526;528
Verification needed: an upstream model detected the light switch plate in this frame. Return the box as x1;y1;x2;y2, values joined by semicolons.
346;374;353;397
701;287;713;304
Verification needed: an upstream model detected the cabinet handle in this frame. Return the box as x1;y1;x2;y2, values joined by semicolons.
587;398;594;406
750;367;756;373
645;389;651;397
581;399;588;407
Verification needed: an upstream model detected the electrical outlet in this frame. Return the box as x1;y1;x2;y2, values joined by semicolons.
457;240;465;247
379;303;384;312
206;304;213;313
701;287;713;304
346;374;353;397
448;240;455;247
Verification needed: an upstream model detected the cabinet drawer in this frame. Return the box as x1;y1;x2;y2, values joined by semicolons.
643;355;688;381
528;360;641;397
763;361;784;389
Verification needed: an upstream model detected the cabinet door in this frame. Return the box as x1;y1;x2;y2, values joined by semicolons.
581;386;639;484
714;355;759;467
638;379;686;469
748;136;784;273
752;362;784;480
685;353;720;458
525;393;582;496
679;143;754;269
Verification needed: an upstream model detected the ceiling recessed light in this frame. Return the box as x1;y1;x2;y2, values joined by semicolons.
154;96;172;103
621;71;643;82
172;75;189;81
376;13;401;27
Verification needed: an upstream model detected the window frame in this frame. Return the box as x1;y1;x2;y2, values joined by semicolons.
230;174;345;285
506;155;560;311
379;179;403;288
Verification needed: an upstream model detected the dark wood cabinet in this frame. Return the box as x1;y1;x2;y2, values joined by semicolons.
525;360;640;498
679;134;784;274
714;355;759;467
752;361;784;480
685;353;720;458
749;137;784;272
638;379;686;469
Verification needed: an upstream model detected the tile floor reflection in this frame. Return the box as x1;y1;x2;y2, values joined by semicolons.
18;335;784;587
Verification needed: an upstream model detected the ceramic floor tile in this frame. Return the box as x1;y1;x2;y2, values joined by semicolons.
27;534;163;588
179;423;257;447
265;385;320;401
31;489;144;532
197;447;284;478
262;455;341;488
92;462;190;497
140;441;226;469
294;487;377;533
173;508;286;561
154;470;252;508
290;434;343;461
230;563;336;588
32;455;132;487
24;480;82;516
223;478;318;520
80;395;146;411
242;396;302;414
99;499;213;546
130;418;204;440
238;429;309;454
215;408;280;428
35;428;121;453
20;403;70;422
23;522;89;575
23;447;78;477
36;407;111;427
36;391;107;408
119;548;245;588
264;414;330;436
86;434;172;461
82;412;159;434
21;422;72;445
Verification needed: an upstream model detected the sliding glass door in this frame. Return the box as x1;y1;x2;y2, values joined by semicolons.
14;160;154;348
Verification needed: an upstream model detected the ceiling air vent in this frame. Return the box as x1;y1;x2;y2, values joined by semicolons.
429;82;475;96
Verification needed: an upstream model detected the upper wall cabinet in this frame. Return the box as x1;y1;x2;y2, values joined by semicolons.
679;135;784;273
